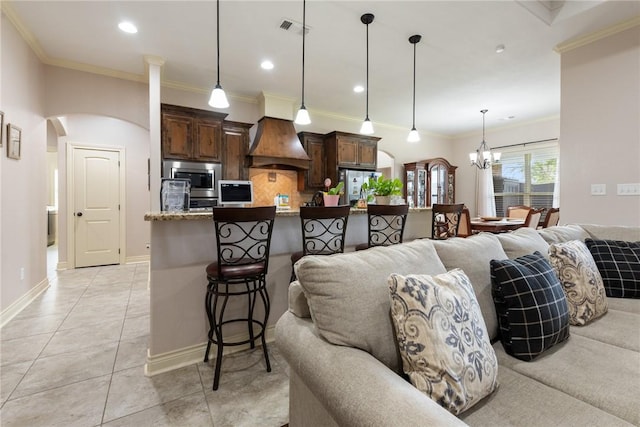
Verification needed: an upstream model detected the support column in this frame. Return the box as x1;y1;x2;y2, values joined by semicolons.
145;55;165;211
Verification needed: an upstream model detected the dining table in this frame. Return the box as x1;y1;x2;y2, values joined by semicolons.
470;217;526;233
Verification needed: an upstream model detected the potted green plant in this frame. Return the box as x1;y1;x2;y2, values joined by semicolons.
361;176;403;205
323;179;344;206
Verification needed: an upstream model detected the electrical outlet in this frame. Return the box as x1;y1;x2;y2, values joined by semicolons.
20;267;25;281
617;183;640;196
591;184;606;196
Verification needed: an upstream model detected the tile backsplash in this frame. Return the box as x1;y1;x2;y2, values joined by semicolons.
249;169;303;208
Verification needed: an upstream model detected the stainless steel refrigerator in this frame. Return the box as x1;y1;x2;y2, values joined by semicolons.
339;169;382;206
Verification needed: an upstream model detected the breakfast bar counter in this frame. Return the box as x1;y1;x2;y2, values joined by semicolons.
143;207;432;376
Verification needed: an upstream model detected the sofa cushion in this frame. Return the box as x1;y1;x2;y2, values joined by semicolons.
433;233;508;341
585;239;640;299
495;333;640;426
537;224;590;245
295;239;447;373
490;252;570;361
388;269;499;415
496;227;550;260
607;296;640;314
548;240;608;325
460;365;635;427
570;308;640;352
580;224;640;242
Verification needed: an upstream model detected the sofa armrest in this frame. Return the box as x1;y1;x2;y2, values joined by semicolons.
275;312;467;427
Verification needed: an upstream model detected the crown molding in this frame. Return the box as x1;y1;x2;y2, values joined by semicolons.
2;1;48;63
555;15;640;54
453;114;560;140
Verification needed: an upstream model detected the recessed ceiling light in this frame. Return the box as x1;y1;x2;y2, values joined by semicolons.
495;44;505;54
118;21;138;34
353;85;364;93
261;60;274;70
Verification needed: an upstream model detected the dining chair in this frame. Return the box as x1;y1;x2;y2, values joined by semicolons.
291;205;351;281
507;205;532;219
541;207;560;228
457;207;473;237
355;204;409;250
523;208;544;228
431;203;464;239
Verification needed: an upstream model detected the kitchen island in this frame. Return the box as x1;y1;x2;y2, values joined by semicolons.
143;207;432;375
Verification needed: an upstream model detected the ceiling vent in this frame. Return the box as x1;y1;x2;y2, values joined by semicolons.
279;18;309;36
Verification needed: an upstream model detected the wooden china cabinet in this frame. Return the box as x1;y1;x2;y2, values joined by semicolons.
426;157;457;206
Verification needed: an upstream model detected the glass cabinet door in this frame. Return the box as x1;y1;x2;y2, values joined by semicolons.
417;169;426;208
406;170;415;208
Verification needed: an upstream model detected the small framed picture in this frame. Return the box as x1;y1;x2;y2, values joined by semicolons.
0;111;4;147
7;123;22;160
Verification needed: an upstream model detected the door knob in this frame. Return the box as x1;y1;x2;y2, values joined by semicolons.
77;212;83;217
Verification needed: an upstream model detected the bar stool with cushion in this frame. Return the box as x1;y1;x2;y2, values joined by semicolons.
204;206;276;390
355;204;409;250
431;203;464;239
290;205;351;281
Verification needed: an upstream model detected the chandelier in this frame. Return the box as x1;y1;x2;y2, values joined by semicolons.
469;109;500;169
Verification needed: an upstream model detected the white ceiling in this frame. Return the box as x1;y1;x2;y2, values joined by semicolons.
5;0;639;136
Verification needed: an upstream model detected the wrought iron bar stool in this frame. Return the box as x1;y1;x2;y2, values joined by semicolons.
355;204;409;250
204;206;276;390
290;205;351;282
431;203;464;239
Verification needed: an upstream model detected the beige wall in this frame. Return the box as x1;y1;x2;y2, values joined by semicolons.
1;13;48;311
559;25;640;226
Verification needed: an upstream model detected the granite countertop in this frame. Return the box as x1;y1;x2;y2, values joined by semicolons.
144;206;431;221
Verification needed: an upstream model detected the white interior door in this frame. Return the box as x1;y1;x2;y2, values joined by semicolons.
73;148;121;267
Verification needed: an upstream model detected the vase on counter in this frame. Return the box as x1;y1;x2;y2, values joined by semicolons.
323;194;340;206
375;195;391;205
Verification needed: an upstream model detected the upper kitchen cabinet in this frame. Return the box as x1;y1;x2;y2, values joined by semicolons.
297;131;326;191
222;121;252;180
425;157;457;206
161;104;227;162
324;132;379;169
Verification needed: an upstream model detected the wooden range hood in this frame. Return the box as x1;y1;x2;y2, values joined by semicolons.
247;117;310;170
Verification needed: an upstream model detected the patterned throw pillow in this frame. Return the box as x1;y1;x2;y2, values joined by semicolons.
388;269;499;415
548;240;608;325
490;252;570;361
585;239;640;299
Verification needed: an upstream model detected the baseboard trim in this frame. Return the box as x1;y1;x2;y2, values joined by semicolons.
57;261;68;271
0;278;50;327
125;255;150;264
144;325;276;377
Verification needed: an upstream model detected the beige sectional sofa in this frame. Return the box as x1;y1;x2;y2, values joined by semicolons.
275;224;640;426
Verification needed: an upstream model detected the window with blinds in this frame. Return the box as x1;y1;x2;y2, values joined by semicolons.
492;142;559;217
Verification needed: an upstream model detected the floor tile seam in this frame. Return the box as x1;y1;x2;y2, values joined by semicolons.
4;372;113;405
195;363;218;426
100;389;207;425
38;338;122;360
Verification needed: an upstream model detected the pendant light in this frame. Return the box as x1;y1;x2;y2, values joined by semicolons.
469;109;501;169
407;34;421;142
295;0;311;125
360;13;374;135
208;0;229;109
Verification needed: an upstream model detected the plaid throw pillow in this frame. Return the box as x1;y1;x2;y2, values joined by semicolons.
491;252;570;361
585;239;640;299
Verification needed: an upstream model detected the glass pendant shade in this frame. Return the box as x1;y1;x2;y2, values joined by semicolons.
407;128;420;142
295;106;311;125
360;118;374;135
209;84;229;108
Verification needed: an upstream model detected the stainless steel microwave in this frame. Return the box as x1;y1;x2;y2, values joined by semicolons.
162;160;222;200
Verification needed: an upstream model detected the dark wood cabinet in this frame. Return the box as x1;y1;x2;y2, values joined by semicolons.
425;157;457;206
297;132;326;191
324;131;380;187
161;104;227;162
222;121;252;180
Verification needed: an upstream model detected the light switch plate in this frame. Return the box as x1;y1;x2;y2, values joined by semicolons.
617;183;640;196
591;184;606;196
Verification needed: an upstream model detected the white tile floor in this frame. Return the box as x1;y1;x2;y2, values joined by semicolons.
0;250;289;427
